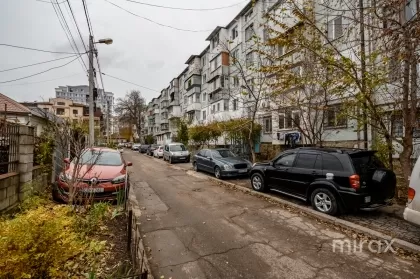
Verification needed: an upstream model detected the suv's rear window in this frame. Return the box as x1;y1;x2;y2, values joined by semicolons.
351;153;384;173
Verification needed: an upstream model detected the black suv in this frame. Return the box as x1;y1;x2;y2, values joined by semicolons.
250;147;396;215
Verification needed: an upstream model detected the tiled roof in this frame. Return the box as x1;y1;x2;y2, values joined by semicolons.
0;93;31;114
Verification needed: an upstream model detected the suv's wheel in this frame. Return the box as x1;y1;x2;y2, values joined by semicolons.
251;173;266;192
214;166;222;179
311;188;338;216
193;162;198;172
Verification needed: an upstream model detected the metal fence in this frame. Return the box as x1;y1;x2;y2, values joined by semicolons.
0;121;19;175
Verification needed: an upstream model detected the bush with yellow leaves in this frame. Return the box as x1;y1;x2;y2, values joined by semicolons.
0;200;106;278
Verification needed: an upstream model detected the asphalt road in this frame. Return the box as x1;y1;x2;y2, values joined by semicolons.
125;151;420;279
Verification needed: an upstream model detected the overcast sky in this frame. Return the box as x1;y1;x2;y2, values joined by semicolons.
0;0;247;103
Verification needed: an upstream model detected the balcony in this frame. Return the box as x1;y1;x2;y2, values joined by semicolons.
186;86;201;96
168;99;179;107
186;102;201;112
208;65;229;82
169;86;178;94
185;75;201;91
161;124;169;132
160;118;169;124
168;110;182;119
153;108;160;114
161;100;169;109
209;89;229;104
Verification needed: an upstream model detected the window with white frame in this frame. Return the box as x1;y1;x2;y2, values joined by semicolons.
202;93;207;102
245;24;254;41
224;99;229;111
325;104;346;127
263;116;272;133
233;99;238;110
279;109;300;129
202;74;207;84
246;52;254;67
212;105;216;113
201;55;206;67
391;114;403;137
212;33;219;48
202;110;207;121
217;103;220;111
405;0;418;21
233;76;240;87
232;26;238;39
327;16;343;41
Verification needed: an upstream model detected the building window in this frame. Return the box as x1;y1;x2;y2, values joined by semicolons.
212;105;216;114
325;105;346;127
201;55;206;67
73;109;78;115
245;9;253;22
232;49;239;63
278;45;284;56
203;93;207;102
57;102;65;106
279;109;300;129
406;0;418;21
291;66;302;76
202;110;207;120
212;33;219;48
224;99;229;111
217;103;220;111
232;26;238;39
43;108;49;112
245;24;254;41
233;76;240;87
56;108;65;115
327;16;343;41
391;115;403;137
388;53;400;82
203;74;207;84
246;52;254;67
233;99;238;111
263;116;272;133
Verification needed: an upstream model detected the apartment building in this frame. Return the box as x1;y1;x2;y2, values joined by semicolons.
145;0;418;150
55;85;114;113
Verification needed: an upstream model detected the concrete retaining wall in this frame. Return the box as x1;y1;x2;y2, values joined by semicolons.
0;172;20;211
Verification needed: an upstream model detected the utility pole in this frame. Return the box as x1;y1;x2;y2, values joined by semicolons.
359;0;368;149
107;100;110;145
88;35;95;146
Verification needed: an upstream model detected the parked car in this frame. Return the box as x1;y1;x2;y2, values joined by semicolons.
249;147;396;216
192;148;252;179
146;144;159;156
118;143;125;148
403;157;420;225
53;148;132;203
163;142;190;163
132;144;141;151
153;146;164;158
139;145;150;153
125;142;132;149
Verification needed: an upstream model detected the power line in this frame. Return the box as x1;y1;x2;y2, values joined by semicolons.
0;56;80;84
0;43;79;54
35;0;66;3
104;0;213;32
101;72;160;92
82;0;94;36
65;0;88;53
0;54;78;73
51;0;88;71
123;0;246;11
0;73;83;87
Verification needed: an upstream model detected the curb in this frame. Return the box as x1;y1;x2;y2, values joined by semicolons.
184;170;420;255
128;190;154;279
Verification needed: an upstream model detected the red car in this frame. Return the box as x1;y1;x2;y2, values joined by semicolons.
53;148;132;203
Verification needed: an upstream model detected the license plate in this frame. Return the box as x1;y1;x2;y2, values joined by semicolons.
364;196;371;203
238;169;248;173
179;157;185;160
81;188;104;193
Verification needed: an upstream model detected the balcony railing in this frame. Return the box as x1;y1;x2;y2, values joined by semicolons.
209;89;229;104
186;102;201;112
160;118;169;124
168;99;179;107
168;111;182;119
208;65;229;82
186;86;201;96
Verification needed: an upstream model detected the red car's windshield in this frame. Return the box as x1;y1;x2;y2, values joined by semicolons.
76;150;123;166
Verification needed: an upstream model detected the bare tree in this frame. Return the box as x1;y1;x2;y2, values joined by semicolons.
115;90;147;142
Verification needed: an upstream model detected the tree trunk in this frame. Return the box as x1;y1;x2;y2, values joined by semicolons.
249;121;256;163
385;134;393;170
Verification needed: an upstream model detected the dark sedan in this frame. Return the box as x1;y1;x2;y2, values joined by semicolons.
139;145;150;153
192;148;252;179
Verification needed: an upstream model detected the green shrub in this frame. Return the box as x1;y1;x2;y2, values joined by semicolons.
0;205;86;278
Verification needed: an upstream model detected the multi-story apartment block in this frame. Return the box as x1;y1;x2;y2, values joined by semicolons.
144;0;418;152
55;85;114;113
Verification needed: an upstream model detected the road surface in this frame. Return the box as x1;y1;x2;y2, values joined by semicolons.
125;151;420;279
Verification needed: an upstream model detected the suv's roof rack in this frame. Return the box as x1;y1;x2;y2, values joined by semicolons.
297;146;367;154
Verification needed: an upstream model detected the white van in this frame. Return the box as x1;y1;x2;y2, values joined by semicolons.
403;158;420;225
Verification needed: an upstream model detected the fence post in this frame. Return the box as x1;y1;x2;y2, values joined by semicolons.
18;126;34;201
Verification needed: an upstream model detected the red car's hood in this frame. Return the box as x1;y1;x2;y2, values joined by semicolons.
66;164;125;180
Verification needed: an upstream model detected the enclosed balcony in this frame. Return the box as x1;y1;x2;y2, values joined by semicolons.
185;75;201;91
209;89;229;104
186;102;201;112
207;65;229;82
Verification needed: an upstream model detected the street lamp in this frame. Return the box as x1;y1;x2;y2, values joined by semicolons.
88;36;113;146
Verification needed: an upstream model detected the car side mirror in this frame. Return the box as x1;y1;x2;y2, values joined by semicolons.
64;158;70;164
126;162;133;167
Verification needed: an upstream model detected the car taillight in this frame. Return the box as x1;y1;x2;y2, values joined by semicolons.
349;174;360;190
408;187;416;203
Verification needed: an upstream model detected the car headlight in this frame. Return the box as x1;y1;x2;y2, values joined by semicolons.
223;164;234;170
245;160;252;167
112;174;126;184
